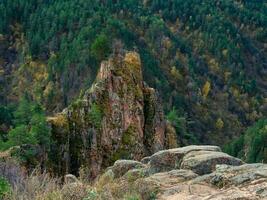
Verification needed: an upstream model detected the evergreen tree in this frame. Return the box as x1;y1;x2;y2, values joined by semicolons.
0;94;51;168
91;34;111;61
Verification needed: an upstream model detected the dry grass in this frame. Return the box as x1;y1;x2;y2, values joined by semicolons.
0;160;96;200
0;159;148;200
8;169;62;200
0;159;62;200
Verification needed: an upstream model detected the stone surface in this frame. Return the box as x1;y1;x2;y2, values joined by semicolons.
149;145;221;173
180;150;243;175
109;160;145;178
200;163;267;187
95;145;267;200
144;169;198;187
141;156;151;164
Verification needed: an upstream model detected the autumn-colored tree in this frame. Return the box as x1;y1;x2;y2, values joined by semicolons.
202;81;211;98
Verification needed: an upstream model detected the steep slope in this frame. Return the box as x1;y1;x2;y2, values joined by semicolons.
48;52;176;179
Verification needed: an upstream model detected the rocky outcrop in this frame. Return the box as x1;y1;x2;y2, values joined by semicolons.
95;145;266;200
48;52;177;179
148;145;222;173
180;150;243;175
108;160;145;178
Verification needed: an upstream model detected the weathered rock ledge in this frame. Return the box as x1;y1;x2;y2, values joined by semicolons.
95;145;267;200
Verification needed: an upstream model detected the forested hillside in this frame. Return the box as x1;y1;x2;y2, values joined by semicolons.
0;0;266;158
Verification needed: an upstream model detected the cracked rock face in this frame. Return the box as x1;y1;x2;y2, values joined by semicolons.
97;145;266;200
48;52;176;179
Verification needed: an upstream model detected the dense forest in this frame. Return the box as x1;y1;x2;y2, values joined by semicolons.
0;0;266;173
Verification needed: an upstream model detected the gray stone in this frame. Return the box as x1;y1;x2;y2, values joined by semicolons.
93;146;267;200
149;145;221;174
141;156;151;164
180;150;243;175
110;160;145;178
256;187;267;198
124;168;149;181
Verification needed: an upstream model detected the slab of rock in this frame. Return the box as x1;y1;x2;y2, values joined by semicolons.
149;145;221;173
110;160;145;178
133;169;198;199
180;150;243;175
159;184;263;200
141;156;151;164
206;163;267;187
124;168;150;181
94;146;267;200
153;163;267;199
146;169;198;186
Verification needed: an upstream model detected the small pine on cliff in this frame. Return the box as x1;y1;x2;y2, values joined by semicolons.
48;51;177;179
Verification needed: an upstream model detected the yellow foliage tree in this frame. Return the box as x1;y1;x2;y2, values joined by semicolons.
202;81;211;98
222;49;228;57
170;66;183;80
215;118;224;130
207;57;220;73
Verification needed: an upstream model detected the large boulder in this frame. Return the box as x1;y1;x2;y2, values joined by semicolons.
149;145;221;173
109;160;145;178
105;146;243;178
180;150;243;175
